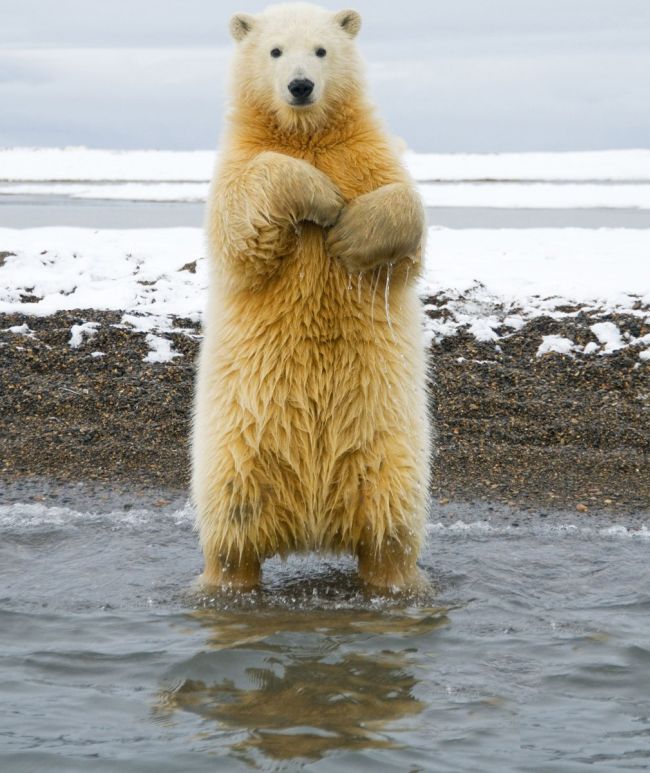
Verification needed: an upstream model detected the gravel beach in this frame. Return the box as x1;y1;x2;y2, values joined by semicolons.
2;301;648;514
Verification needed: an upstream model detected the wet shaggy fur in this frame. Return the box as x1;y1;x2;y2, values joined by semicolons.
192;3;430;590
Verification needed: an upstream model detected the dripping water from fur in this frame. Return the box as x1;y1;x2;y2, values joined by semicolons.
369;267;382;329
400;262;411;313
384;263;398;343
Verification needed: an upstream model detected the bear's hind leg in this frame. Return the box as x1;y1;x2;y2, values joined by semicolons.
200;538;262;592
357;525;426;593
344;434;428;593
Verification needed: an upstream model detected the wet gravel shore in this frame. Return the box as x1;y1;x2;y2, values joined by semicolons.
1;304;648;514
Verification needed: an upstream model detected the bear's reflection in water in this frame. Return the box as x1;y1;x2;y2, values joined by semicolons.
156;569;449;762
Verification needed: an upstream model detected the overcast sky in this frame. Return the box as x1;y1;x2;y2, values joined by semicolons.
2;0;649;152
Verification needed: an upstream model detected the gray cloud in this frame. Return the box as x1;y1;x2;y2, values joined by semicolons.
1;0;648;151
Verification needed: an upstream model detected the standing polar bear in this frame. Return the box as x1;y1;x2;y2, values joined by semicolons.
192;2;430;591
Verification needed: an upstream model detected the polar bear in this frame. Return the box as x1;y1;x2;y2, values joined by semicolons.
192;3;430;591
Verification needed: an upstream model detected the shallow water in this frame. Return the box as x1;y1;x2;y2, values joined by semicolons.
1;496;649;772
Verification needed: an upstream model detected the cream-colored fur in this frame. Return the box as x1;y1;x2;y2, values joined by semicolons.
192;2;430;591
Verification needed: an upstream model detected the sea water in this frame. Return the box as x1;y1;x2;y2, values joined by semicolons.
1;494;649;772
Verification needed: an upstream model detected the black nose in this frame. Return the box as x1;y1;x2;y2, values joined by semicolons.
288;79;314;101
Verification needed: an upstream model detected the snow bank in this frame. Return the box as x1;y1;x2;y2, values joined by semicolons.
4;180;650;209
422;227;650;308
2;147;650;184
1;226;648;360
3;226;647;321
405;149;650;182
0;227;206;322
420;228;649;359
0;148;215;183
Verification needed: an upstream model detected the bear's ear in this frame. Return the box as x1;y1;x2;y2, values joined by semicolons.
334;9;362;38
229;13;256;42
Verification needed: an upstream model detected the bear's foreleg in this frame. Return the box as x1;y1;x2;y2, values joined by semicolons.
326;182;425;274
208;152;344;290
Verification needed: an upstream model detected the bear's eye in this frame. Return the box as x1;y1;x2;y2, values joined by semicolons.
315;47;327;58
270;48;282;58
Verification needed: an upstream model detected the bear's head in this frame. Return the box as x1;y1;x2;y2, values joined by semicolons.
228;3;363;131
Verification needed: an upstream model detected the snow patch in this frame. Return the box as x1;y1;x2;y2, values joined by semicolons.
5;323;32;335
121;313;174;334
468;317;501;343
144;334;181;364
537;335;577;357
69;321;99;348
590;321;624;353
503;316;525;330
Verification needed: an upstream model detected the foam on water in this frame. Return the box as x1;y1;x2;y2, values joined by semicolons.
0;500;195;531
1;500;647;540
427;519;650;539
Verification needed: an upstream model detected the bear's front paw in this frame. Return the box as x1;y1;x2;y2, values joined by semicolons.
325;200;386;271
326;185;424;273
303;172;345;228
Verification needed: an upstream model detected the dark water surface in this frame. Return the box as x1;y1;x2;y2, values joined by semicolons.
2;195;650;229
1;494;649;772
